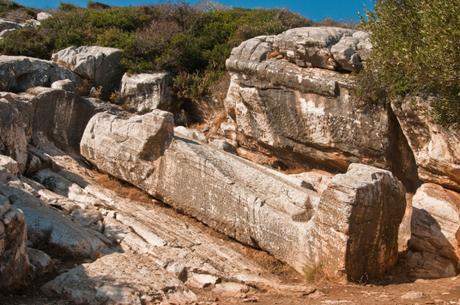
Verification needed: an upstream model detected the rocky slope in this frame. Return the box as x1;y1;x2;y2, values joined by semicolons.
0;24;458;305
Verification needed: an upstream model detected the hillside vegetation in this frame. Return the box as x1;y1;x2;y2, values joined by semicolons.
360;0;460;125
0;2;311;105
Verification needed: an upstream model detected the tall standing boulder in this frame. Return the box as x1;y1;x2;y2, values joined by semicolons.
51;46;123;97
407;183;460;278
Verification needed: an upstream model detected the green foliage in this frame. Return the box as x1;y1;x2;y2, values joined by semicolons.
360;0;460;125
0;4;311;108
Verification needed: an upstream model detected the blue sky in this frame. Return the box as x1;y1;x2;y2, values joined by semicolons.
16;0;374;21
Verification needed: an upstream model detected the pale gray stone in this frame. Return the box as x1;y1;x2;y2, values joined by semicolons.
120;72;171;113
0;55;80;92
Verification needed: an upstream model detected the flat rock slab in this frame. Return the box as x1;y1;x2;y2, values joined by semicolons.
42;252;197;305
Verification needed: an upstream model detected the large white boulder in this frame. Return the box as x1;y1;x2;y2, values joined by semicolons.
52;46;122;97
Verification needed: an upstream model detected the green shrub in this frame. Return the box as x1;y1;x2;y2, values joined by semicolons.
360;0;460;125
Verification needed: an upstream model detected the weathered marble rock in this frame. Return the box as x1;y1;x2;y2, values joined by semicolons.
28;87;111;151
174;126;207;143
42;252;197;305
0;155;19;177
81;110;174;191
52;46;122;96
81;112;406;281
224;28;396;173
51;79;75;92
0;92;34;172
36;12;52;21
28;247;53;275
392;97;460;191
271;27;370;71
0;192;31;290
0;86;112;171
0;55;80;92
120;72;171;113
0;176;109;259
408;183;460;278
0;18;23;32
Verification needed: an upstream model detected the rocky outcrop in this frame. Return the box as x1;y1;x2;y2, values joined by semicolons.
407;183;460;278
120;72;171;113
0;55;80;92
52;46;122;96
80;110;174;190
28;87;111;151
392;97;460;191
272;27;371;72
0;160;31;290
0;87;112;173
81;113;406;281
224;27;394;174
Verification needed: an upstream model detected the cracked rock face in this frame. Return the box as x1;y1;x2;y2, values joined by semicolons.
0;88;112;173
224;27;391;172
81;111;406;281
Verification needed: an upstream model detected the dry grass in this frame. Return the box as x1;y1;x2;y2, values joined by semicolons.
94;173;153;205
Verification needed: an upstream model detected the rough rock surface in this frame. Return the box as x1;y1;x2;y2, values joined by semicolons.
42;252;197;305
392;97;460;191
224;28;394;173
81;114;406;281
51;46;122;96
407;183;460;278
120;72;171;113
0;172;109;259
36;12;52;21
272;27;371;71
18;150;309;304
0;55;80;92
0;163;31;290
0;88;112;173
0;92;32;172
81;110;174;190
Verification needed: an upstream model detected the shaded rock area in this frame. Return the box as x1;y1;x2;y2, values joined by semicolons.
120;72;171;113
406;183;460;278
392;97;460;191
